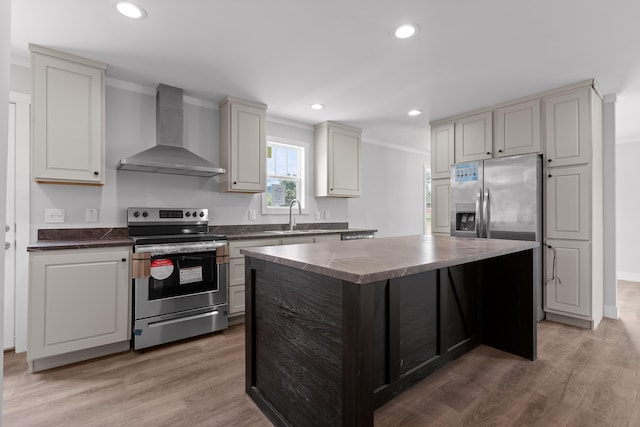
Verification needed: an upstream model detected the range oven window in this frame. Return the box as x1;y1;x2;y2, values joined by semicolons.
148;250;218;300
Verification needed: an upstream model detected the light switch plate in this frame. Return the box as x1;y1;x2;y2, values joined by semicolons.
45;208;65;224
315;211;321;220
86;208;98;222
324;210;330;220
248;210;256;221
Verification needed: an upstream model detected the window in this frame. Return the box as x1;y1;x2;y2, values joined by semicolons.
265;141;305;210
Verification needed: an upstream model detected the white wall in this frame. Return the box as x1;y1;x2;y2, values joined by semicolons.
1;0;12;414
348;141;428;237
6;64;350;241
616;140;640;282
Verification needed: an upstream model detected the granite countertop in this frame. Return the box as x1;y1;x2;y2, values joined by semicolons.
27;228;133;252
240;234;539;284
27;239;134;252
226;228;377;240
26;224;376;251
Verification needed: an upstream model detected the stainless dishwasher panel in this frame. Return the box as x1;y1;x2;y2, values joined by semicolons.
341;232;375;240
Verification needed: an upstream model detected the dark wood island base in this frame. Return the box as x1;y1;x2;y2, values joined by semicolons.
243;235;538;427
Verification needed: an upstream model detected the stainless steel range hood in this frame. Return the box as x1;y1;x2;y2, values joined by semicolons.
117;84;225;177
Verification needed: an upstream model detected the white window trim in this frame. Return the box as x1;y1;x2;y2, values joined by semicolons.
261;136;310;215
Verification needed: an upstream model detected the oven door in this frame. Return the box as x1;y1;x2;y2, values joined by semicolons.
134;250;228;319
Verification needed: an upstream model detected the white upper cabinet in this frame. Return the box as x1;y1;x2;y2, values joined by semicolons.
544;88;591;167
454;111;493;163
219;96;267;193
494;99;541;157
430;123;455;179
30;44;106;185
315;121;362;197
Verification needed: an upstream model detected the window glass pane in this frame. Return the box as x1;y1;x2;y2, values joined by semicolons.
287;148;298;177
267;177;298;207
267;146;275;176
275;146;287;176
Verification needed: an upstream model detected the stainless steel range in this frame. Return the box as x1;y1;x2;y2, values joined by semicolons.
128;207;228;350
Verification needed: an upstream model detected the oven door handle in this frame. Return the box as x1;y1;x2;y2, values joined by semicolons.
148;310;220;328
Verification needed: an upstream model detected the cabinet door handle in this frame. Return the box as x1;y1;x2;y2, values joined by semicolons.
233;181;237;185
498;149;503;153
121;258;126;262
486;152;491;155
547;159;552;163
94;171;99;176
548;173;552;178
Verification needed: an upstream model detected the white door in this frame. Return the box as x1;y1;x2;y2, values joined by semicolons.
4;101;16;349
5;93;30;353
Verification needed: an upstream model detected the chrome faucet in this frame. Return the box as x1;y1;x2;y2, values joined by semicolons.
289;199;301;230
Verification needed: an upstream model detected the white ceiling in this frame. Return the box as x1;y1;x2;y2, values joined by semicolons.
10;0;640;153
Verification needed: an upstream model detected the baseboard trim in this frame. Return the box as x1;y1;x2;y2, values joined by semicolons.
604;305;619;319
28;340;130;373
545;312;593;329
617;272;640;283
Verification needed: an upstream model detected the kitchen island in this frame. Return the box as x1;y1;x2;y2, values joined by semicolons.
242;234;539;427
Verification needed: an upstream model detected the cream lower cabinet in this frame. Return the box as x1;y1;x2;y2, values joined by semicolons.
430;178;450;235
28;247;131;372
228;234;342;317
228;239;280;317
545;240;592;319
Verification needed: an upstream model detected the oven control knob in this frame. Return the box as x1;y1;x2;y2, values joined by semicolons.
199;211;205;217
185;211;191;217
133;211;140;218
142;211;148;218
192;211;197;217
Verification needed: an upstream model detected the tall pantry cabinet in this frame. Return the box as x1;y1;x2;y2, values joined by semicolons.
544;85;603;329
429;81;603;329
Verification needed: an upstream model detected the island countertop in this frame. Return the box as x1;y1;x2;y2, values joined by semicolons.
240;234;538;284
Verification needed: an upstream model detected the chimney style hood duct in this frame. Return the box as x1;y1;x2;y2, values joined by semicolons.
116;84;225;177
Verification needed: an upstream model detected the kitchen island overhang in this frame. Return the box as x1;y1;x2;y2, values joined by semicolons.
242;234;539;427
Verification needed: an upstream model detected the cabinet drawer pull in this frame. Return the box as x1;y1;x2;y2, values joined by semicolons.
486;152;491;155
121;258;126;262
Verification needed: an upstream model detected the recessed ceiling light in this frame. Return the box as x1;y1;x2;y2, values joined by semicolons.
311;103;325;110
395;24;418;39
113;1;147;19
408;109;423;116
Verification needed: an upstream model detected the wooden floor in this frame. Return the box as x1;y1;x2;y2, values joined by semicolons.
4;281;640;426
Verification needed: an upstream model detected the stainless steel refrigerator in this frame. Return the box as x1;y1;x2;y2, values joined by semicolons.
449;153;543;320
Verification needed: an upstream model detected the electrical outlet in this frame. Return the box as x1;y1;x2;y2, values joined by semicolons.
315;211;321;220
324;210;330;221
248;210;256;221
86;208;98;222
45;208;65;224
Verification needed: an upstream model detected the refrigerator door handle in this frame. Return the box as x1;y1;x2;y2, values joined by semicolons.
475;188;483;238
483;188;491;238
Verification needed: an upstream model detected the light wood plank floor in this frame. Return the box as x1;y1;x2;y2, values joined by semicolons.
4;281;640;426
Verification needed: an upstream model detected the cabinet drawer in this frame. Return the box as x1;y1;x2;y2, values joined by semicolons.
281;236;315;245
229;258;245;287
229;285;245;315
313;234;341;243
229;238;280;258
